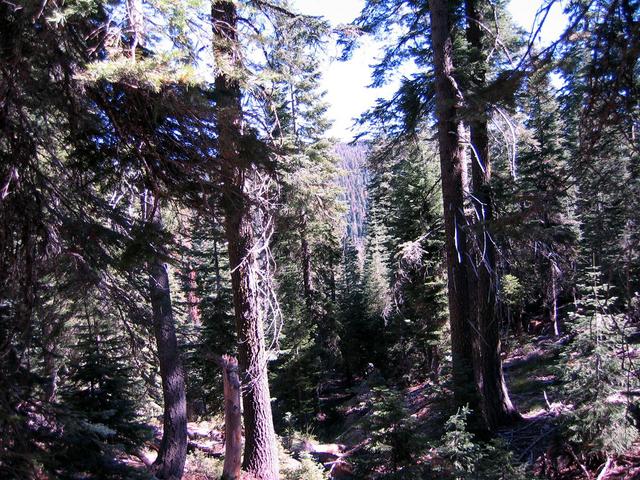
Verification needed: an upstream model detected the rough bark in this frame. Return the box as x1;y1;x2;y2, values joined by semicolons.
465;0;519;428
186;267;201;325
550;264;560;336
221;355;242;480
126;0;145;56
212;2;279;478
144;195;188;480
300;211;316;320
41;322;59;403
428;0;477;408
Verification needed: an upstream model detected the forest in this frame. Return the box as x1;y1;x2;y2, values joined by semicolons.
1;0;639;479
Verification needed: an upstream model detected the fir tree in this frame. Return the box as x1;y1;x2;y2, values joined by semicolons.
559;264;638;455
55;315;151;479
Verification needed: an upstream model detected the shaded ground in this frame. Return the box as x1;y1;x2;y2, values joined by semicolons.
118;334;640;479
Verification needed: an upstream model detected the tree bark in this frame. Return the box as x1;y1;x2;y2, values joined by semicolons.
221;355;242;480
550;263;560;336
300;211;316;320
212;2;280;479
428;0;477;408
144;194;188;480
126;0;144;57
465;0;519;428
186;267;201;325
41;315;60;403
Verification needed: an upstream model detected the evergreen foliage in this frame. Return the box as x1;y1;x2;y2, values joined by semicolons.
368;142;448;383
433;407;528;480
558;265;639;455
364;386;424;473
53;316;152;478
1;0;639;478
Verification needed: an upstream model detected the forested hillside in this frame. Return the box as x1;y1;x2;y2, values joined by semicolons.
1;0;639;479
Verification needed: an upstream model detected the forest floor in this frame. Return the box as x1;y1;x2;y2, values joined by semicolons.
499;335;640;479
121;334;640;479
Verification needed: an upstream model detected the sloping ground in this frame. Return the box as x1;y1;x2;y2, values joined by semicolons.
120;335;640;479
310;334;640;479
501;334;640;479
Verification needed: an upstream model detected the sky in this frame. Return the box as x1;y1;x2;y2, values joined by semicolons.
292;0;568;140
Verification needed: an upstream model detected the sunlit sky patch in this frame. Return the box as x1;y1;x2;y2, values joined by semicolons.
291;0;568;140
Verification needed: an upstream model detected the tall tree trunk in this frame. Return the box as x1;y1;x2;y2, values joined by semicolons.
41;318;59;403
212;2;279;478
428;0;477;408
144;194;188;480
221;355;242;480
300;211;316;320
129;4;188;471
465;0;519;428
186;267;201;325
550;262;560;336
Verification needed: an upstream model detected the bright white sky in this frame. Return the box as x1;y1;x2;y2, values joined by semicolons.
292;0;568;140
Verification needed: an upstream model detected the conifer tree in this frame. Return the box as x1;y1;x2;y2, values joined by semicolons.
428;0;479;409
211;1;279;476
266;7;343;417
465;0;519;427
57;313;150;479
559;0;640;296
184;213;237;414
347;0;521;426
369;142;448;382
506;68;579;335
142;194;188;480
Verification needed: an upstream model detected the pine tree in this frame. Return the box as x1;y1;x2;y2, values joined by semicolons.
464;0;519;428
56;315;151;479
264;6;342;426
371;142;448;383
507;68;579;335
142;194;187;480
429;0;479;410
559;0;640;297
183;213;237;415
559;264;638;455
335;239;371;382
212;2;279;476
346;0;522;423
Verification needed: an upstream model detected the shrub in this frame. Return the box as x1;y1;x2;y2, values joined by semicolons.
557;266;639;455
282;452;328;480
186;450;224;477
433;406;529;480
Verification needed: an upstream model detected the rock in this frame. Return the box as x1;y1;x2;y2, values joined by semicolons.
187;422;211;439
309;443;344;464
328;459;354;479
313;443;344;455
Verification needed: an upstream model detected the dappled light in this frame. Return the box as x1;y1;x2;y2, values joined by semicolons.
1;0;639;479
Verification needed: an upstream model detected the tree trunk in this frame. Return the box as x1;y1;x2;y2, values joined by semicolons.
428;0;477;408
300;211;316;320
465;0;519;428
144;194;188;480
186;267;201;325
212;2;279;479
550;263;560;336
126;0;144;57
221;355;242;480
41;317;60;403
